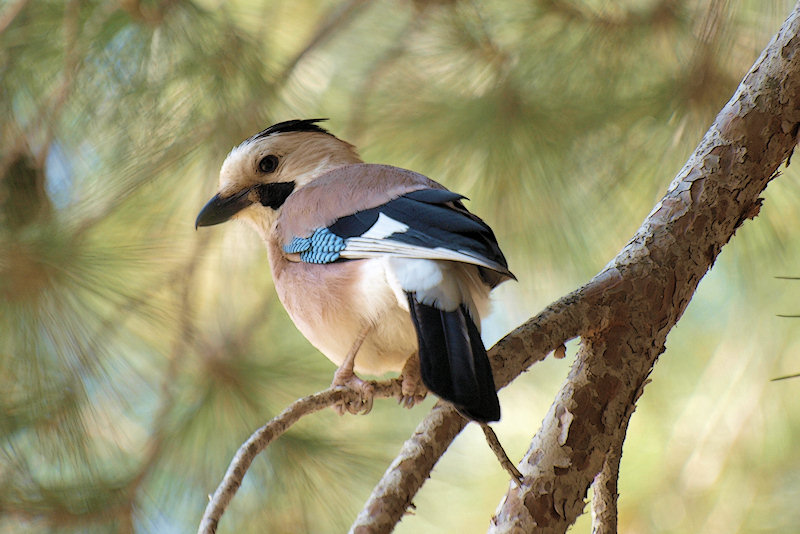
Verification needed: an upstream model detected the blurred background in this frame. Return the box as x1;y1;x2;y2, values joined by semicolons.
2;0;800;532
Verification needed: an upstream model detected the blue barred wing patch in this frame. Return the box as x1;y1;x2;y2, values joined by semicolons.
283;227;346;264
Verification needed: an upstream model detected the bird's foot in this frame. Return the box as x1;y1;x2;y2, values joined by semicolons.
331;367;375;415
398;355;427;409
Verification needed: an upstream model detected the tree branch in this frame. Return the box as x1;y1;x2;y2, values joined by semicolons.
197;381;403;534
590;439;623;534
351;2;800;532
350;279;612;533
490;2;800;531
481;424;523;485
590;369;647;534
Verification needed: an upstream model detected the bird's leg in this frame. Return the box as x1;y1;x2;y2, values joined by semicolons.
398;353;427;409
331;325;375;415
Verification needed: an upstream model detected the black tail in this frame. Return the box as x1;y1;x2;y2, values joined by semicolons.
407;293;501;422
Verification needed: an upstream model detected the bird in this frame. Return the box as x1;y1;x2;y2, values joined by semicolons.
195;119;515;422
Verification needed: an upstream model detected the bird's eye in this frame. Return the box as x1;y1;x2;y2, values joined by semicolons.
258;155;279;173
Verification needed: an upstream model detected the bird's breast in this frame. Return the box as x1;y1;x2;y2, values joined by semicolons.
268;239;416;375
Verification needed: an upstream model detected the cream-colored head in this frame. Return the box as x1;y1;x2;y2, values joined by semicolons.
196;119;361;238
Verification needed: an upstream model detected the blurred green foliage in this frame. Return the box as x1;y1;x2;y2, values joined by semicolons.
2;0;800;532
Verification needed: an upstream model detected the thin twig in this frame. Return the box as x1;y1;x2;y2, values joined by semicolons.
197;380;402;534
481;424;523;486
771;373;800;381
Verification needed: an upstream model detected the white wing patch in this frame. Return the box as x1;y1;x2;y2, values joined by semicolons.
361;212;409;239
386;258;461;311
341;238;502;271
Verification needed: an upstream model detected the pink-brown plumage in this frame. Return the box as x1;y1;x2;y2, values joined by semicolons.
196;119;512;420
275;164;438;245
267;238;418;375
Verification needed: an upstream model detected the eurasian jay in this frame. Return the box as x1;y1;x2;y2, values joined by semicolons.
196;119;514;422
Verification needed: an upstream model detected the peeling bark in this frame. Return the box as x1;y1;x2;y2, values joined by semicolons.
591;437;624;534
351;2;800;533
491;2;800;531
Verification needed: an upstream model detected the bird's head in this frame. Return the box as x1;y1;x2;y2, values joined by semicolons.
195;119;361;237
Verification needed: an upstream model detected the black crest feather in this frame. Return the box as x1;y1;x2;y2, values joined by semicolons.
245;119;330;144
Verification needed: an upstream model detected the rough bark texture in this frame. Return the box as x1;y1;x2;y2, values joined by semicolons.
590;421;626;534
351;403;466;534
490;2;800;530
350;284;600;533
351;2;800;533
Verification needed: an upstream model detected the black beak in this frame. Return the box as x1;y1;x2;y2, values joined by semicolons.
195;188;254;229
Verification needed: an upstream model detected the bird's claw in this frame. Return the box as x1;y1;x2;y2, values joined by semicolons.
398;372;427;409
331;371;375;415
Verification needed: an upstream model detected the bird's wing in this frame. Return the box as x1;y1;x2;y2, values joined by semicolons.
276;164;438;241
282;188;515;283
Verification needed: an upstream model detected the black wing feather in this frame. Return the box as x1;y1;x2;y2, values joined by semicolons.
328;188;514;285
407;293;501;422
327;210;379;237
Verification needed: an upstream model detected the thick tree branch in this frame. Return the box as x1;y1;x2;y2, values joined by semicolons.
490;2;800;531
589;392;638;534
350;280;611;533
590;440;623;534
352;2;800;533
